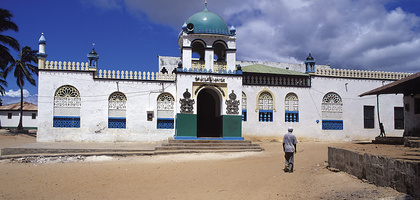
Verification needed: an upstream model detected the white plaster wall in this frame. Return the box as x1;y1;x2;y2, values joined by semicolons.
0;111;37;128
226;51;236;71
242;76;404;141
158;56;181;73
38;70;176;142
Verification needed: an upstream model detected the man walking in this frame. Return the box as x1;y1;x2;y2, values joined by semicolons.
283;127;298;173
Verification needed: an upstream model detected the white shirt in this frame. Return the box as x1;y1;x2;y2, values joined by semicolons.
283;132;298;152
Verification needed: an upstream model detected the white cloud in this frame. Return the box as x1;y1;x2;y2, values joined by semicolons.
5;89;30;98
80;0;124;10
89;0;420;73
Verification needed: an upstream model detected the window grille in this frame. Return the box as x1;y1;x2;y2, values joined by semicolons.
258;92;273;122
53;85;81;128
157;93;175;129
108;92;127;129
285;93;299;122
321;92;343;130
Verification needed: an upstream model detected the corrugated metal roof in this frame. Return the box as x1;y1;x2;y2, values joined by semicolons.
0;102;38;111
359;72;420;96
242;64;308;76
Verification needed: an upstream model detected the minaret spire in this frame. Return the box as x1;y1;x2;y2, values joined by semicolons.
204;0;208;11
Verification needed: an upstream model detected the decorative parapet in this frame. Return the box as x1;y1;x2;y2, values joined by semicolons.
243;75;311;87
44;61;91;71
42;60;175;81
191;60;205;70
191;60;227;72
214;61;227;72
315;67;412;80
177;67;241;75
97;70;175;81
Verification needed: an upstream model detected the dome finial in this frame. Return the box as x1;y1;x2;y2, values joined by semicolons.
204;0;208;11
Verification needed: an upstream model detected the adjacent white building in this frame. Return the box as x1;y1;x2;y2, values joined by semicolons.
0;102;38;129
36;4;412;142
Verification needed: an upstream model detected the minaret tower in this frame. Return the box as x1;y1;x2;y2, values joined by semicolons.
37;33;47;69
305;52;316;73
87;43;99;68
178;2;236;72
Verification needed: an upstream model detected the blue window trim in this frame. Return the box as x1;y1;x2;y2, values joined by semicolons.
108;117;126;129
157;118;175;121
242;109;247;121
108;117;126;120
54;116;80;118
322;120;343;130
259;110;273;122
285;111;298;114
157;118;174;129
285;111;299;122
53;116;80;128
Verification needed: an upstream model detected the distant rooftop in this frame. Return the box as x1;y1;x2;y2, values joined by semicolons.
0;102;38;111
242;64;309;76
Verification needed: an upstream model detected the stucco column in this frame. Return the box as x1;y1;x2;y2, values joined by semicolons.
226;50;236;71
205;48;214;71
182;47;192;69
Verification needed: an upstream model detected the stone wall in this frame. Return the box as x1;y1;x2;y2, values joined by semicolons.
328;147;420;198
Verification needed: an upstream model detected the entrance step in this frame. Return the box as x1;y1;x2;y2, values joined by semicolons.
404;137;420;148
156;138;264;152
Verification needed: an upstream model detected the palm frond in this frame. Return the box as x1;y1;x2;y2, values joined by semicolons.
0;9;18;32
0;35;20;51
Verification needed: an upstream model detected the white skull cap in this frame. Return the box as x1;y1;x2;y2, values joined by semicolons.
288;127;293;132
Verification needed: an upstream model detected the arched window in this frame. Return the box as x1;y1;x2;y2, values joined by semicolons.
192;40;205;60
157;93;175;129
213;41;228;72
108;92;127;129
242;92;247;121
53;85;81;128
258;92;273;122
321;92;343;130
213;41;227;62
285;93;299;122
191;40;206;70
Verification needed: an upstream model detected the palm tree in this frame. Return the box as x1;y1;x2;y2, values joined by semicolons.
0;71;7;96
4;46;38;130
0;8;20;70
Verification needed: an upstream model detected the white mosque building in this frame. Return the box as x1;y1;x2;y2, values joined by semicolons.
36;4;412;142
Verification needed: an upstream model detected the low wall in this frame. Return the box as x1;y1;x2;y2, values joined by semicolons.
328;147;420;198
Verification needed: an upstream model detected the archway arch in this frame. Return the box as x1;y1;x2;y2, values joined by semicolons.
197;87;222;137
213;40;227;61
191;39;206;60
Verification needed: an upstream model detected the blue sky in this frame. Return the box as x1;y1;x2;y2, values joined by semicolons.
1;0;420;105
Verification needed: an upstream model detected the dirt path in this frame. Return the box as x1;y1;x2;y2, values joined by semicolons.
0;134;410;200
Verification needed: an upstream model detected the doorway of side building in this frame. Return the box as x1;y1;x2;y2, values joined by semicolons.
197;88;222;138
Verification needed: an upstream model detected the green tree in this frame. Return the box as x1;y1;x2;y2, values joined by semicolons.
0;71;7;96
0;8;20;70
4;46;38;130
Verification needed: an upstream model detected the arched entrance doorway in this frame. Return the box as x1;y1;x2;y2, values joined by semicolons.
197;88;222;138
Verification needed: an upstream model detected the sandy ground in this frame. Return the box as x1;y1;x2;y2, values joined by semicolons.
0;133;414;200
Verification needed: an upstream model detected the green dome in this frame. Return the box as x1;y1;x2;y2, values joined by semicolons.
185;6;231;35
